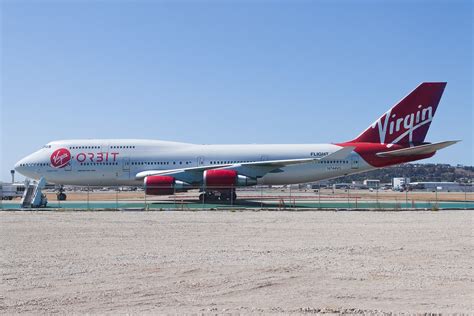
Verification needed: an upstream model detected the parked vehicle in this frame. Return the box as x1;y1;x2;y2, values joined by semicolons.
0;182;26;200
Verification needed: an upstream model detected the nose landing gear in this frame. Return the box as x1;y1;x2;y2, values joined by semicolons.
56;186;67;201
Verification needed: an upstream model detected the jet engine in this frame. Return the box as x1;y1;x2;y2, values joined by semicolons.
144;175;190;195
203;169;257;189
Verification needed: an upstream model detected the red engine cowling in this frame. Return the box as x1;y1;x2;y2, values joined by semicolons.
203;169;257;189
144;175;190;195
144;175;175;195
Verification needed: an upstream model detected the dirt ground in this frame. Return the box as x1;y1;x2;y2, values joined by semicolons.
1;210;472;314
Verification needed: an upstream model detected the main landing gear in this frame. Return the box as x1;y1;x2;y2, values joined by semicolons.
199;189;237;202
56;186;67;201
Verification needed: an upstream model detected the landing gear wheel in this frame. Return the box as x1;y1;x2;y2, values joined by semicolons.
199;191;221;202
207;193;218;201
219;190;237;202
57;193;67;201
220;193;231;201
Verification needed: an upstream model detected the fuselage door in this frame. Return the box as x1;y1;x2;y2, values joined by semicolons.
197;156;205;166
122;156;130;171
120;156;130;180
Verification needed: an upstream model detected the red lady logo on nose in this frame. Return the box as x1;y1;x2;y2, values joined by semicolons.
50;148;71;168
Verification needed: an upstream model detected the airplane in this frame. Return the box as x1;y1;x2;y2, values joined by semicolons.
14;82;458;201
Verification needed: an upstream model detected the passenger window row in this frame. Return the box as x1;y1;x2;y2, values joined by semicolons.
80;162;118;166
133;161;169;166
18;163;49;167
70;146;100;149
70;145;137;149
210;161;252;164
132;161;193;166
19;159;353;168
320;160;349;164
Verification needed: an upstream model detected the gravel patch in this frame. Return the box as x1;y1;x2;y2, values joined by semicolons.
1;210;472;314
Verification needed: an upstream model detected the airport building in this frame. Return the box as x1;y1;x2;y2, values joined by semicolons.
409;182;473;192
392;177;410;191
363;179;380;189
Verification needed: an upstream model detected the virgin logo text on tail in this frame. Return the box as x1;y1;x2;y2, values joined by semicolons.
372;105;433;144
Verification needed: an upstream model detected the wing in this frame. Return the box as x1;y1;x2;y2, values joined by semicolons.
376;140;459;157
135;146;355;183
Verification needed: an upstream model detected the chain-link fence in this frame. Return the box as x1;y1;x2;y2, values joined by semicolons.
2;184;473;210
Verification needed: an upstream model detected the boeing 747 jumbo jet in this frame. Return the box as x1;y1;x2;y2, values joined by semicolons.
15;82;458;201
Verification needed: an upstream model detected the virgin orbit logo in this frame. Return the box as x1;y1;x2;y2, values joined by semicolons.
50;148;71;168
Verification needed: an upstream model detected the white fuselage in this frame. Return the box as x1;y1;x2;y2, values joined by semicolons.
14;139;374;186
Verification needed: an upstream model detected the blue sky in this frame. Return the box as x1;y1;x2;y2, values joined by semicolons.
1;0;472;181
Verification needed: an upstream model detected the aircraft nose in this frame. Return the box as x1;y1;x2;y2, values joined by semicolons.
14;157;28;174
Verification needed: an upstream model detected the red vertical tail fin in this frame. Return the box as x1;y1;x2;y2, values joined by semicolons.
350;82;447;145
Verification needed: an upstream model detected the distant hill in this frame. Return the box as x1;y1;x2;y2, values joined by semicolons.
331;163;473;184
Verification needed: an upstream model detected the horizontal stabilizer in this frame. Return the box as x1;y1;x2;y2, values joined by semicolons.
376;141;459;157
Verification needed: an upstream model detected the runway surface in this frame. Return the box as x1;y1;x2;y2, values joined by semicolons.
1;210;472;313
